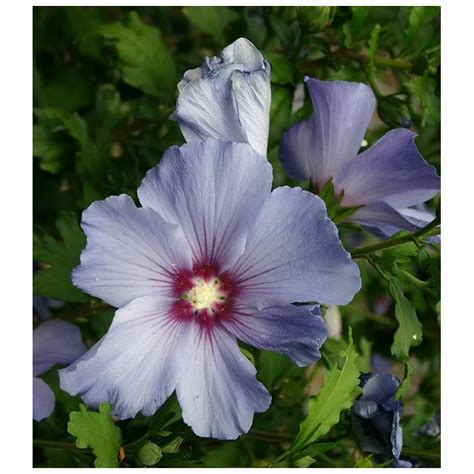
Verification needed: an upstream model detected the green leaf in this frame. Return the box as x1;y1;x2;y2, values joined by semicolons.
90;310;115;338
161;436;183;454
269;16;298;52
33;212;88;303
137;442;162;466
292;456;315;467
291;328;360;454
61;112;105;180
204;441;249;467
389;278;423;362
34;108;107;182
395;361;414;400
405;6;440;48
268;84;293;149
99;11;176;98
265;52;295;85
292;442;336;461
183;6;239;42
258;351;293;390
297;7;334;33
67;403;123;468
42;69;95;111
358;336;373;373
148;394;182;435
33;123;70;174
368;24;382;65
406;73;440;126
354;455;375;467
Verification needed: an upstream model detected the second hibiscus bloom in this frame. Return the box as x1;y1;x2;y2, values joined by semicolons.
280;77;440;238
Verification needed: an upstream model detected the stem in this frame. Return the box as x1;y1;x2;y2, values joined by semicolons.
402;447;441;461
33;439;86;452
339;49;413;70
350;218;440;259
298;49;413;74
247;430;294;443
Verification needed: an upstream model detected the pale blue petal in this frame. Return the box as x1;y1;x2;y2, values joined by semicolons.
137;139;272;270
231;186;361;307
72;194;193;308
231;68;271;156
221;304;328;367
33;320;86;376
176;321;271;440
172;63;248;145
172;38;270;156
59;295;194;419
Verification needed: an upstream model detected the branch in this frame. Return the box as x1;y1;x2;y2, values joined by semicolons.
350;217;440;259
33;439;88;452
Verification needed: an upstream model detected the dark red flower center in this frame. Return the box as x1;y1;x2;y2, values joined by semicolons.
170;264;237;327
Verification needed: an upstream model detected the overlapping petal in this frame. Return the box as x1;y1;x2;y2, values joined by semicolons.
280;78;376;189
33;377;56;421
172;38;271;156
176;322;271;439
335;129;440;208
33;319;87;376
279;117;317;181
72;195;193;308
59;295;194;419
230;186;361;307
348;202;428;238
221;304;328;367
138;139;272;270
352;374;405;463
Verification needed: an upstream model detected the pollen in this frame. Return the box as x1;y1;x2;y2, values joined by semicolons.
182;277;225;311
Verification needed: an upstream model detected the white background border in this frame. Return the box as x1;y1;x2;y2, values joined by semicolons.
0;0;466;471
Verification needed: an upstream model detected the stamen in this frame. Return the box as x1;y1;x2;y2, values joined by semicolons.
182;275;227;313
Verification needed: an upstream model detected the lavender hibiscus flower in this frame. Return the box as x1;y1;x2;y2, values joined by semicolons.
280;78;440;238
33;320;86;421
59;139;360;439
352;373;411;468
171;38;271;157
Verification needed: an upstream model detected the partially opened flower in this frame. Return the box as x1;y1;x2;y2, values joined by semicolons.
171;38;271;157
352;373;411;467
280;78;440;238
60;139;361;439
33;320;86;421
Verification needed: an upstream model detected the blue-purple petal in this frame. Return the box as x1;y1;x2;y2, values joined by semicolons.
137;139;272;270
33;376;55;421
59;295;194;419
335;129;440;208
176;322;271;440
72;195;193;308
221;304;328;367
280;117;317;182
33;319;86;376
280;78;375;189
348;202;428;238
352;373;404;463
231;186;361;306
